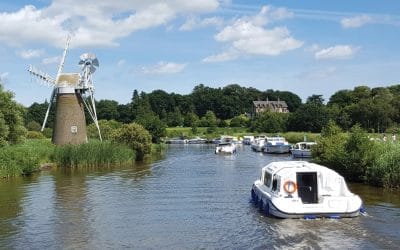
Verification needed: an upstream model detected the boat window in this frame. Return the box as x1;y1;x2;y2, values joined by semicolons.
264;172;272;187
272;178;277;191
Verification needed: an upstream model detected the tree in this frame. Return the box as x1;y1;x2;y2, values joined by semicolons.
0;84;27;145
96;99;119;121
287;99;330;132
111;123;152;161
250;111;288;133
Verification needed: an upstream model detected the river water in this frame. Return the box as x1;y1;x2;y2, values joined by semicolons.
0;144;399;249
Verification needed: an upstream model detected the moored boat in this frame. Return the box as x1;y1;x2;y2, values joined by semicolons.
251;161;364;219
263;136;291;154
251;136;265;152
291;142;317;158
215;142;236;154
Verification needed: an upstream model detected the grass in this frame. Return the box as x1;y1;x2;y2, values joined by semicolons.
0;139;54;178
0;139;136;178
51;140;135;168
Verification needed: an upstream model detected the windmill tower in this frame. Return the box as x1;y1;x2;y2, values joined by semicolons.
28;35;102;145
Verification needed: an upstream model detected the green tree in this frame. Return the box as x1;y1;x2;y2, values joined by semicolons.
287;95;330;132
0;84;27;145
96;99;119;121
250;111;288;133
111;123;152;161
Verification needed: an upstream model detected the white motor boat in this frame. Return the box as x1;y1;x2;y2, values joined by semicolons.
242;136;255;145
251;161;364;219
291;142;317;158
251;137;265;152
263;136;291;154
215;142;236;154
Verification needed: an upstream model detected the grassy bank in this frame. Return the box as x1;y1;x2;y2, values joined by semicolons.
0;139;54;178
0;139;137;178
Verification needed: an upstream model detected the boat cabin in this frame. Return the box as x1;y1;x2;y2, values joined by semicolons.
259;161;351;204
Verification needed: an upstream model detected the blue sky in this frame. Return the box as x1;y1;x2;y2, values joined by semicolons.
1;0;399;106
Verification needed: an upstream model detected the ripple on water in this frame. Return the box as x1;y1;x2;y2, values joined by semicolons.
0;145;399;249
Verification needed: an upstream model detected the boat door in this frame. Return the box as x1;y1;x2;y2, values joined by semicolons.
296;172;318;204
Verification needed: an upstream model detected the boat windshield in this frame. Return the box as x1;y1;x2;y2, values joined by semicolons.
264;172;272;187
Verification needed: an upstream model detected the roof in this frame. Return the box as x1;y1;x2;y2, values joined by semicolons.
253;100;288;108
262;161;338;177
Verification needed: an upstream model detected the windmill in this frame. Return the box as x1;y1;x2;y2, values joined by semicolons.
28;35;102;145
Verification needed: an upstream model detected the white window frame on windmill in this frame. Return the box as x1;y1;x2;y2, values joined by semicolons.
71;125;78;134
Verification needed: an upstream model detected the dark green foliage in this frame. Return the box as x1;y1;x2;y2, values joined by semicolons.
25;101;54;129
287;101;330;132
250;111;288;133
111;123;152;160
96;99;120;120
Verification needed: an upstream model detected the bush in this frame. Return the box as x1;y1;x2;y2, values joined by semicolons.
26;131;46;139
87;119;122;140
343;125;375;182
111;123;152;161
312;122;348;174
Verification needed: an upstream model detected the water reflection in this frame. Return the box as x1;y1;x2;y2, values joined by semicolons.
0;145;399;249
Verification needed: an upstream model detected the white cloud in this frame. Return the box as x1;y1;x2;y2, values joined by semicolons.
16;49;44;59
179;16;224;31
142;61;186;74
117;59;126;67
202;49;239;62
0;72;9;83
341;15;372;28
42;56;61;64
203;5;302;62
315;45;359;60
0;0;220;48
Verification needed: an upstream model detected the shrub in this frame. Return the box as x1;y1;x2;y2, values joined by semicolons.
26;131;46;139
111;123;152;161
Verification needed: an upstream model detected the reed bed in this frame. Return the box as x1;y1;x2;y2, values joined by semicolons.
51;140;135;168
0;139;54;177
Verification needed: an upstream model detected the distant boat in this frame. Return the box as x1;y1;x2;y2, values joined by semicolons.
242;135;255;145
187;137;207;144
291;142;317;158
263;136;291;154
165;138;187;144
251;136;265;152
215;142;236;154
251;161;364;219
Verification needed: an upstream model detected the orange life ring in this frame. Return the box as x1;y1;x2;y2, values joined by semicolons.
283;180;297;193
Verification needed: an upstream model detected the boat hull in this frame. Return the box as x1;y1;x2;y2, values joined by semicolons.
291;149;312;158
251;184;362;219
263;145;291;154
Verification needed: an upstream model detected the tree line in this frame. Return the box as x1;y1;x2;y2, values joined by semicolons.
22;83;400;142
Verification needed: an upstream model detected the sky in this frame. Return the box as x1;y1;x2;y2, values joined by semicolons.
1;0;400;106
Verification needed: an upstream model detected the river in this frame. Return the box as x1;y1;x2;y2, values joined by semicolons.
0;144;399;249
